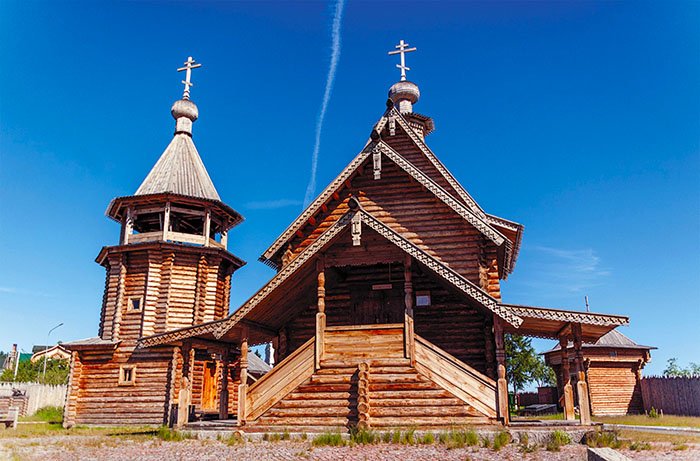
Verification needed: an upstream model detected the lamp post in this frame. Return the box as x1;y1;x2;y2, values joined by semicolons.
42;323;64;383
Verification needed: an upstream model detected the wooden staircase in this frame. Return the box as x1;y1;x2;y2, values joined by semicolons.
241;323;498;431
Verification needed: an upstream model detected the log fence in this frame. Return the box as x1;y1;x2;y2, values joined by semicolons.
640;376;700;416
0;383;67;416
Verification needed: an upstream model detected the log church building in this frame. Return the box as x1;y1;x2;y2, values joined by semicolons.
63;46;636;431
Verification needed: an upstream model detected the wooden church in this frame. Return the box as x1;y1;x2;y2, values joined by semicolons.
63;47;632;431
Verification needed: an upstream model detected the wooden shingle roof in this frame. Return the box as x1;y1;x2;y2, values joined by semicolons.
135;133;221;201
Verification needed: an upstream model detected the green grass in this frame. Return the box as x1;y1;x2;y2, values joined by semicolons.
155;426;194;441
492;431;511;451
595;414;700;428
349;427;379;445
0;422;160;439
546;430;572;452
19;406;63;424
584;428;621;449
436;429;479;449
311;432;345;447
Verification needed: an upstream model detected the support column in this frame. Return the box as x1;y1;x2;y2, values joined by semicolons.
177;343;193;428
219;352;230;420
163;202;171;242
403;255;415;366
573;324;591;425
494;316;509;425
559;335;575;421
203;208;211;246
237;332;248;426
315;257;326;370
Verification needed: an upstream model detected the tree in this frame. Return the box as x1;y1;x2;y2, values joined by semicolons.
504;334;549;394
663;358;700;378
532;358;557;387
0;358;69;385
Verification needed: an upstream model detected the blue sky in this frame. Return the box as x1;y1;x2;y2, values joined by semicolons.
0;1;698;376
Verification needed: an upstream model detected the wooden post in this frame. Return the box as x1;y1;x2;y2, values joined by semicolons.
494;316;509;425
573;324;591;425
403;255;415;366
559;335;575;421
122;208;134;244
315;257;326;370
219;352;229;420
163;202;171;242
237;333;248;426
203;209;211;246
177;343;193;428
221;230;228;249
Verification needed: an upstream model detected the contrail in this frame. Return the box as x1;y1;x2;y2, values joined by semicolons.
303;0;346;208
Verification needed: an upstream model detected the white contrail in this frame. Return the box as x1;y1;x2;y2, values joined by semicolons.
303;0;346;208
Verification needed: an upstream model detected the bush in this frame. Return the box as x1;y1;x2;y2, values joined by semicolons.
629;441;651;451
0;358;69;385
492;431;511;451
437;429;479;449
584;428;621;449
419;432;434;445
225;431;245;445
546;430;572;452
312;432;345;447
648;407;660;418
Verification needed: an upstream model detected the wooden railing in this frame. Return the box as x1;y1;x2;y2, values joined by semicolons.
245;337;315;422
414;334;497;418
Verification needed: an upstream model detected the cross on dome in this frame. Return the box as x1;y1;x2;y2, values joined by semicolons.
388;40;417;81
177;56;202;100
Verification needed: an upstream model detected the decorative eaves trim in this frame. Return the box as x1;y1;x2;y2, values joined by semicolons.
389;107;487;219
259;138;380;263
377;142;507;247
358;210;522;328
503;304;629;327
138;319;225;348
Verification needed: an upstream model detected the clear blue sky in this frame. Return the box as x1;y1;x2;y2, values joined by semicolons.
1;1;698;376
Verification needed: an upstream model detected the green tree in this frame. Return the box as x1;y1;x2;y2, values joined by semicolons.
663;358;700;378
0;358;69;385
532;357;557;387
505;334;557;395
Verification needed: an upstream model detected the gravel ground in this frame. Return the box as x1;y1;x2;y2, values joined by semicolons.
1;436;699;460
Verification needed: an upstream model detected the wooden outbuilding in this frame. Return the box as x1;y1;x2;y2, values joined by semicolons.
544;329;654;416
64;52;633;431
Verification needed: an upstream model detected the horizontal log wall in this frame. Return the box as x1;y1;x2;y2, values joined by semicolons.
587;362;643;416
71;343;174;425
641;377;700;416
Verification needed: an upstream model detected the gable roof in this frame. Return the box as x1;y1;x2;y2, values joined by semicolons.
259;136;509;268
135;132;221;201
545;329;654;353
139;203;525;349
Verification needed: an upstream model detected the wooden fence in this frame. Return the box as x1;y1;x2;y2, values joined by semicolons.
0;383;67;416
640;377;700;416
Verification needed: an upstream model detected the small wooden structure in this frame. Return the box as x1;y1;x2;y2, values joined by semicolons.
64;54;633;431
30;345;70;363
544;330;654;416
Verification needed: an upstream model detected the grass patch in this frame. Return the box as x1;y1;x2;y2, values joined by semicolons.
492;431;511;451
156;426;193;441
0;423;160;439
673;442;689;451
584;428;621;449
629;441;652;451
20;406;63;424
418;432;434;445
617;429;700;445
546;430;572;452
594;414;700;428
223;431;245;445
312;432;345;447
350;427;379;445
437;428;479;449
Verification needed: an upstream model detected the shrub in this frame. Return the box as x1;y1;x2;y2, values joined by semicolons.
281;429;291;441
648;407;660;418
225;431;245;445
672;442;689;451
312;432;345;447
546;430;572;452
437;429;479;449
492;431;511;451
584;428;621;449
419;432;434;445
400;428;416;445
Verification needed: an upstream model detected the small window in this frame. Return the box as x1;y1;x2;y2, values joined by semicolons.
416;291;431;307
609;351;618;358
129;296;142;311
119;366;136;386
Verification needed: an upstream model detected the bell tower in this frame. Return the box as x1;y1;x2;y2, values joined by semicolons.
96;57;245;342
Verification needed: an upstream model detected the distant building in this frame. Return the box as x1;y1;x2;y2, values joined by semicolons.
544;330;655;416
30;345;71;363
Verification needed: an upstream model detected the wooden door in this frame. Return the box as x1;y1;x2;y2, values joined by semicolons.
352;286;404;325
201;361;218;411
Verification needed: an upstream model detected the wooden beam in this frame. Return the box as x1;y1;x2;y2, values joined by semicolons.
315;256;326;370
241;319;277;337
559;335;575;421
573;323;591;425
203;209;211;246
493;316;509;425
237;329;249;427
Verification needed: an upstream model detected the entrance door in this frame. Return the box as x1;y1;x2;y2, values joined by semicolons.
352;285;404;325
201;361;218;411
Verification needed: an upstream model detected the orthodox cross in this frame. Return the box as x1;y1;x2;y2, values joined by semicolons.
177;56;202;100
388;40;417;81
